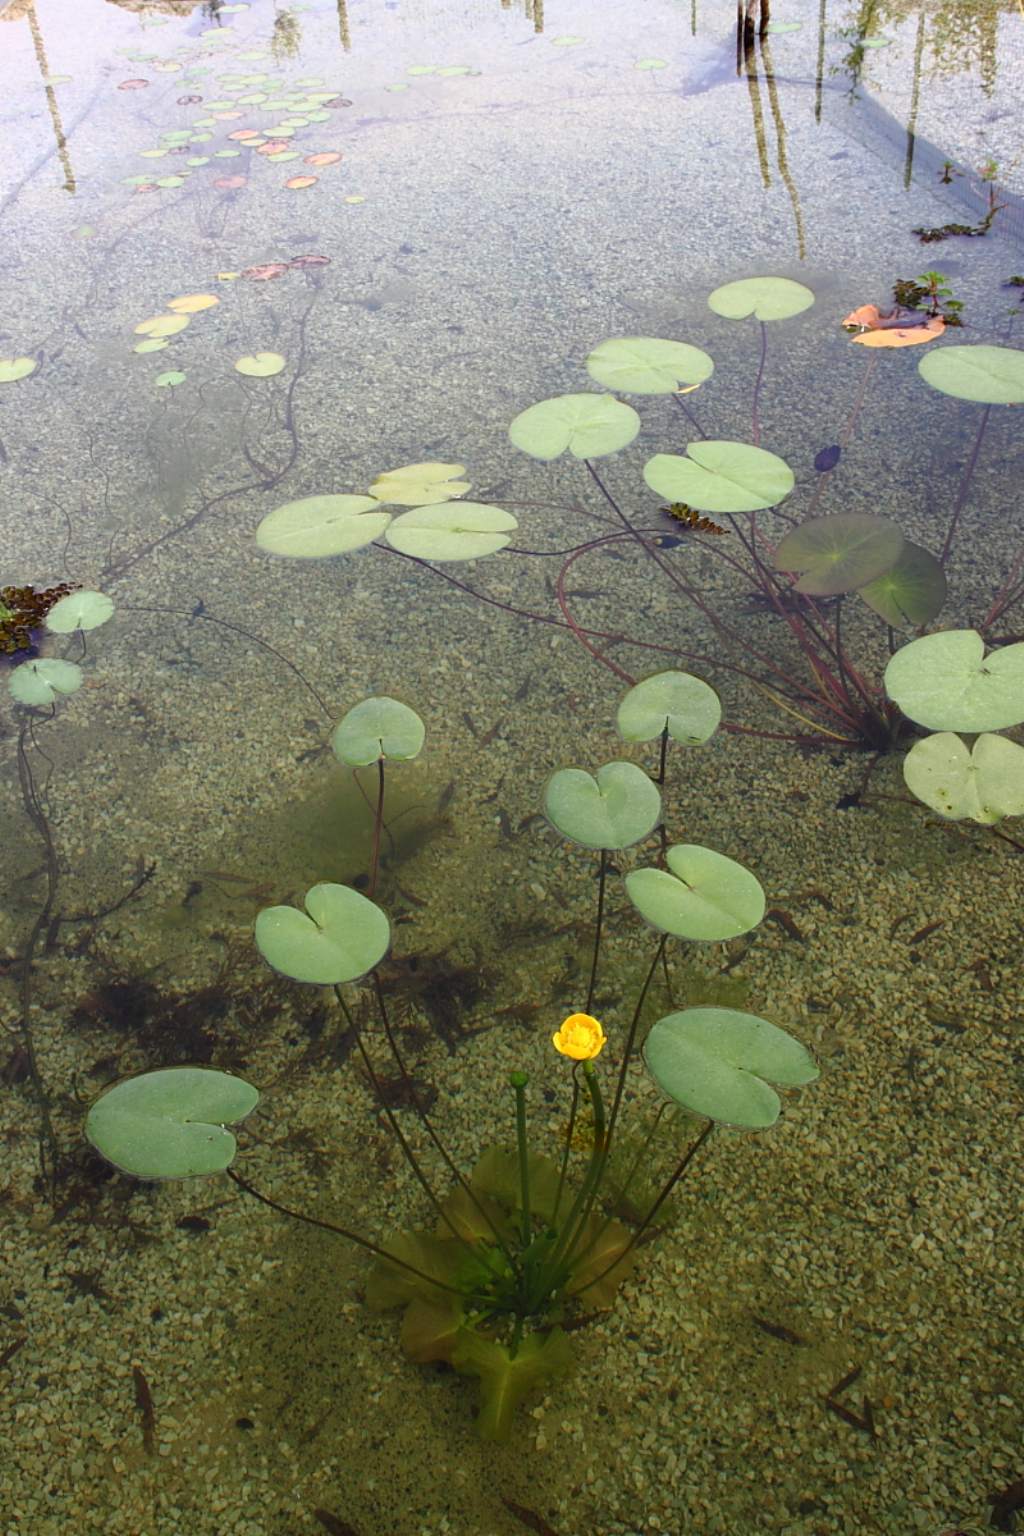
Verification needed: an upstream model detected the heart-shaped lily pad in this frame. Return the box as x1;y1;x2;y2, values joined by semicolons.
384;503;517;561
256;495;391;557
903;731;1024;824
616;671;721;745
543;762;661;850
235;352;286;377
331;696;425;765
45;590;115;634
509;393;640;461
86;1067;260;1179
856;541;946;626
707;276;815;323
918;344;1024;404
135;313;190;338
644;442;794;513
884;630;1024;732
773;514;904;596
255;882;391;983
585;337;714;395
369;462;471;506
8;658;83;706
643;1007;819;1128
626;844;765;940
0;357;37;384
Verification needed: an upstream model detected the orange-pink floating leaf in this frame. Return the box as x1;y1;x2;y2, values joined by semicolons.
257;140;291;155
118;79;149;90
851;317;945;348
842;303;882;329
228;128;260;140
289;254;331;268
243;262;290;281
304;151;342;167
285;175;318;190
214;111;244;121
213;175;247;189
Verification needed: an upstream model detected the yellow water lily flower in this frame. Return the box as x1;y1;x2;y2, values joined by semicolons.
552;1012;606;1061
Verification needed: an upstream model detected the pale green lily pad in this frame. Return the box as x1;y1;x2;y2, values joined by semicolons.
585;337;713;395
904;731;1024;824
155;176;187;189
0;357;37;384
544;762;661;851
86;1067;259;1180
385;503;517;561
857;540;946;625
369;462;470;506
155;370;187;388
134;339;169;355
509;394;640;461
773;514;904;596
884;630;1024;732
407;64;438;75
644;441;794;513
617;671;721;745
551;35;584;45
45;590;114;634
707;276;814;322
331;696;425;765
917;344;1024;405
626;844;765;940
862;35;890;48
235;353;287;378
255;882;391;984
436;65;472;76
644;1008;818;1128
635;57;668;69
8;658;83;706
256;495;390;558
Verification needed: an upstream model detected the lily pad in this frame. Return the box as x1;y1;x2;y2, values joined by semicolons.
917;344;1024;405
45;590;114;634
707;276;814;323
903;731;1024;824
773;514;904;596
369;462;470;507
616;671;721;745
133;339;169;354
585;337;713;395
385;503;516;561
634;57;668;69
644;1008;819;1128
331;696;425;765
255;882;391;984
256;495;390;557
644;442;794;513
857;540;946;625
235;352;286;377
509;393;641;461
884;630;1024;732
8;658;83;706
167;293;219;314
626;844;765;940
155;371;187;388
85;1067;259;1179
0;357;37;384
134;313;190;338
544;761;661;851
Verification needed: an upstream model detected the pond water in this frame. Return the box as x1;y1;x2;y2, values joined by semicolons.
2;1;1023;1533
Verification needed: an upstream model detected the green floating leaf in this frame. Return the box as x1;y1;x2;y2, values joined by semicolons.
385;502;517;562
235;352;286;377
0;357;37;384
544;761;661;851
626;844;765;941
256;494;391;558
85;1067;259;1179
917;344;1024;405
331;696;425;765
707;276;814;322
155;370;187;388
857;540;946;626
451;1328;574;1441
369;462;470;506
585;336;713;395
644;1007;819;1128
509;393;640;461
644;441;794;513
884;630;1024;732
255;882;390;984
903;731;1024;824
634;57;668;69
8;658;83;706
616;670;721;745
45;590;114;634
773;513;904;596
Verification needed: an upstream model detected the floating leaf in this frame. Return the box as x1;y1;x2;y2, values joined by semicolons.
0;357;36;384
917;344;1024;404
234;352;286;377
773;514;904;596
304;151;342;166
243;262;289;281
45;590;114;634
255;882;390;984
85;1067;259;1179
851;315;944;349
707;276;814;322
331;696;425;765
644;1008;818;1128
385;503;516;562
644;441;794;513
285;175;318;190
904;731;1024;824
509;393;640;461
551;35;584;46
451;1329;574;1442
133;338;168;354
134;313;190;338
884;630;1024;732
634;57;668;69
369;462;470;507
256;494;390;558
616;671;721;745
8;658;83;706
544;762;661;851
155;370;187;388
585;336;713;396
857;541;946;625
167;293;219;313
626;844;765;940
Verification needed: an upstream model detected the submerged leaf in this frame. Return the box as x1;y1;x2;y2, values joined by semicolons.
401;1296;465;1363
857;540;946;625
773;514;904;596
471;1146;562;1224
451;1328;574;1441
565;1214;635;1305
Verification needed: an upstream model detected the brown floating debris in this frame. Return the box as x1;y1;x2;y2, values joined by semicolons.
752;1314;808;1346
132;1365;156;1455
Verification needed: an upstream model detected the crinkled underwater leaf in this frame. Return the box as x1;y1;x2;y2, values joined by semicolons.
471;1146;561;1224
451;1328;574;1441
884;630;1024;732
773;513;904;596
256;494;390;557
331;695;425;765
544;761;661;851
644;441;794;513
903;731;1024;824
509;393;640;461
918;343;1024;404
616;670;721;745
585;336;713;395
707;276;814;322
565;1213;635;1306
366;1232;481;1310
644;1007;818;1128
626;844;765;941
44;590;115;634
368;461;470;506
385;502;516;562
254;882;390;984
857;540;946;626
85;1066;259;1179
400;1295;465;1364
8;658;83;706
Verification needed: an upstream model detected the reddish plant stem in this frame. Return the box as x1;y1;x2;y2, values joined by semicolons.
940;402;992;567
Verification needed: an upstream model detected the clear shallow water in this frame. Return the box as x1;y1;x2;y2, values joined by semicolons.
1;2;1023;1534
